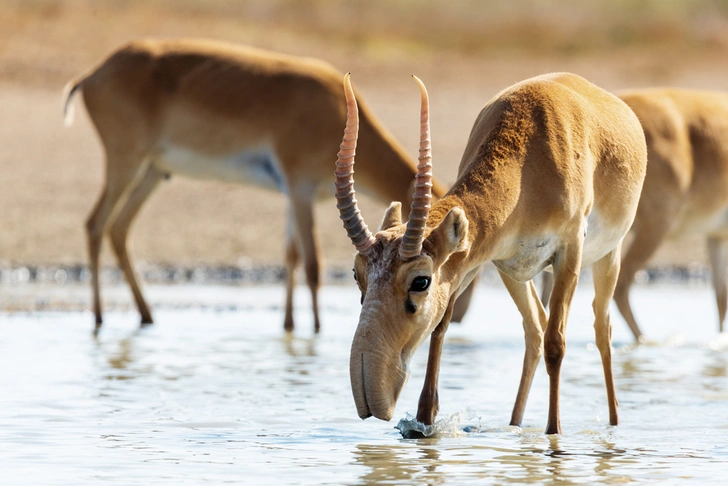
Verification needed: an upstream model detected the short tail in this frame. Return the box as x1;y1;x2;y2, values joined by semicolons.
61;77;83;126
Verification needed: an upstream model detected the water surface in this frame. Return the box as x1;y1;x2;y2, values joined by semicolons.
1;284;727;484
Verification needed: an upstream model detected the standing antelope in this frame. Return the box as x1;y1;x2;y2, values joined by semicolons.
337;73;647;434
613;89;728;340
540;89;728;341
62;38;449;333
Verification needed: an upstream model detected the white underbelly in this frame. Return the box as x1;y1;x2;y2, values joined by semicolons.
492;235;560;282
492;209;628;282
153;145;287;193
581;209;627;266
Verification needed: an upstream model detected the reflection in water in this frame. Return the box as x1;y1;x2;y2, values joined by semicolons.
703;353;727;378
540;435;573;482
1;286;728;484
353;431;641;484
282;332;318;358
100;334;136;370
94;328;158;382
353;442;445;485
592;437;632;480
496;433;575;483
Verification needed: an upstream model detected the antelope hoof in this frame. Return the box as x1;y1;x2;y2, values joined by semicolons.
416;392;439;426
93;317;103;335
416;406;438;426
545;423;562;435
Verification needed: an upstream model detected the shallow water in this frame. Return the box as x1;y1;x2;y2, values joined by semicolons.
1;284;727;484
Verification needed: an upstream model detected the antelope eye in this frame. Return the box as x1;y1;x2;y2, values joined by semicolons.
352;269;358;283
409;276;431;292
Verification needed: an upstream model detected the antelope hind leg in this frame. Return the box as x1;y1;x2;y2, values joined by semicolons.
544;241;582;434
592;244;622;426
498;271;547;426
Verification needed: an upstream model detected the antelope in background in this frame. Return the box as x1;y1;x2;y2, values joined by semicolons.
337;73;647;434
541;89;728;342
614;89;728;340
62;38;451;333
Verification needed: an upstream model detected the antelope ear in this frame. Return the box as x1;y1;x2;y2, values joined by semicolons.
427;207;469;262
378;202;402;231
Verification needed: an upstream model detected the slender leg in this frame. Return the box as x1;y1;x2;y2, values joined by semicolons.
451;272;479;323
108;166;164;326
614;212;675;342
592;243;622;426
498;271;548;426
289;192;322;333
283;209;299;332
416;297;456;425
86;153;150;331
708;236;727;333
544;240;583;435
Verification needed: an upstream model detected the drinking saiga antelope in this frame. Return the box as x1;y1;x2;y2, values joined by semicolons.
62;38;450;333
337;73;647;434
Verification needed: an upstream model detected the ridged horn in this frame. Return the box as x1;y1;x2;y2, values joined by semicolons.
335;73;376;253
400;75;433;260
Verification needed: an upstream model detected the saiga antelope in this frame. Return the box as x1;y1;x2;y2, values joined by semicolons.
62;38;450;333
541;88;728;341
337;73;647;434
614;89;728;340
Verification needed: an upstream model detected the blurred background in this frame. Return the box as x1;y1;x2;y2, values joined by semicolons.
2;0;728;294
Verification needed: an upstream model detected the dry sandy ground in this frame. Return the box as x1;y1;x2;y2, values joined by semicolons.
2;2;728;282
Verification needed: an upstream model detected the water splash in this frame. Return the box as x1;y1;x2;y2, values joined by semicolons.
709;332;728;351
395;409;481;438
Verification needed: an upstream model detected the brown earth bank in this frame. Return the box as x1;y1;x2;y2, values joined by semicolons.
2;0;728;289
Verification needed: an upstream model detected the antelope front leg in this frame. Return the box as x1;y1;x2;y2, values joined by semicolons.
498;271;548;426
416;298;456;425
544;242;582;434
284;186;322;333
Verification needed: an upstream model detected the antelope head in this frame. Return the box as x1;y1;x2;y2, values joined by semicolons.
335;74;470;421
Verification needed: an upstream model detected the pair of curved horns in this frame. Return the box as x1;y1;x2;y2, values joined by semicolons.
334;73;433;258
